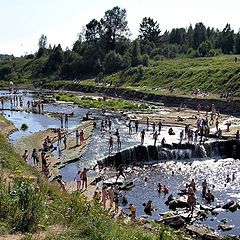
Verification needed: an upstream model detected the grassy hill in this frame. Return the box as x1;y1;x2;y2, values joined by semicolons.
104;55;240;98
0;55;240;98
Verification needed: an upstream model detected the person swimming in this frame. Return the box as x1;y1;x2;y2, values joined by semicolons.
143;200;154;215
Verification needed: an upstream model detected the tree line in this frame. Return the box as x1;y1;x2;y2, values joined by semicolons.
10;6;240;79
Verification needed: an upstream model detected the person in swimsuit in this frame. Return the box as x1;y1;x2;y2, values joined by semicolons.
80;167;89;189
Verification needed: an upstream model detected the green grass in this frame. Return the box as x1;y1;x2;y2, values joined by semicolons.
1;54;240;99
103;55;240;98
56;93;148;111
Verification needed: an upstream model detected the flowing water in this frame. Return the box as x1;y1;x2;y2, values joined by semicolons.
1;89;239;236
123;157;240;236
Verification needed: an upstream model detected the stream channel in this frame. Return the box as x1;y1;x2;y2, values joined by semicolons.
1;89;240;237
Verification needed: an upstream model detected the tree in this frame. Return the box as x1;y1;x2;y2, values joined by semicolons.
187;25;194;48
221;24;234;54
103;50;123;73
131;40;142;67
235;32;240;54
169;28;186;45
198;40;212;56
139;17;161;44
36;34;48;58
100;6;129;51
85;19;101;43
44;44;63;73
193;22;207;49
38;34;47;49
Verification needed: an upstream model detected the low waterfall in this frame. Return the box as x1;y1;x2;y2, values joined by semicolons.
97;140;240;167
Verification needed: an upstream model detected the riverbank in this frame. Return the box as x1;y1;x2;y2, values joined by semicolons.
0;115;194;240
41;82;240;116
15;120;94;180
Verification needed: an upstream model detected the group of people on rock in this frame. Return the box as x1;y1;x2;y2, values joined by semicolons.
60;113;69;129
74;167;90;190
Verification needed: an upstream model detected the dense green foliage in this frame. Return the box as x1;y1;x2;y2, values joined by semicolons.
56;93;148;110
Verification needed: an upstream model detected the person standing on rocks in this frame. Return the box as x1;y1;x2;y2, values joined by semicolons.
140;129;145;145
113;188;119;213
109;135;113;153
129;204;136;221
57;129;62;144
80;129;84;145
190;179;196;191
63;135;67;149
215;119;219;131
60;114;63;129
187;193;196;216
146;117;149;131
80;167;89;189
128;121;132;135
116;165;125;182
153;131;158;146
31;148;39;166
74;170;82;191
108;186;114;208
76;130;80;146
202;179;207;197
117;135;121;149
158;120;162;134
102;185;108;210
135;120;139;133
65;114;68;128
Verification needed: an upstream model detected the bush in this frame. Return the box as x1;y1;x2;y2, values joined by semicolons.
0;177;46;232
103;51;123;74
141;54;149;67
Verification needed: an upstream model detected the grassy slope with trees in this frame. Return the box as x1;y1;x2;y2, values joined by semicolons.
1;54;239;98
1;6;240;97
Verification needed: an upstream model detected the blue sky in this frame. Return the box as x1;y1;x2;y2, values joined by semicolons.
1;0;239;56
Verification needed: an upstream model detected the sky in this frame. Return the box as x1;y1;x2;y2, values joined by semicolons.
1;0;240;57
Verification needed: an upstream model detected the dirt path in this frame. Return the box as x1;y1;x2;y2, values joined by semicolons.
0;118;16;136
